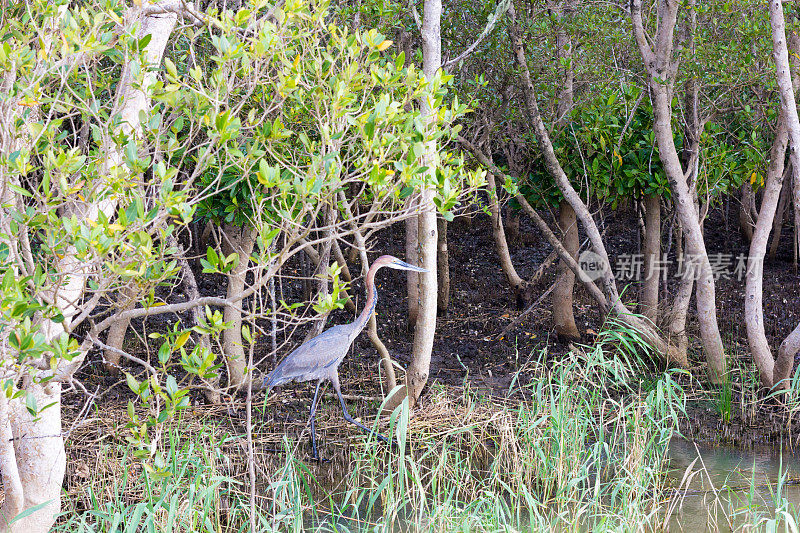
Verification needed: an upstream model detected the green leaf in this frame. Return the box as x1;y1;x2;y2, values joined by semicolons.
158;342;171;364
124;140;138;166
7;184;32;198
174;331;190;351
125;373;140;394
364;112;376;140
25;392;37;416
165;375;178;397
137;34;152;51
8;500;55;525
164;57;177;78
206;246;220;268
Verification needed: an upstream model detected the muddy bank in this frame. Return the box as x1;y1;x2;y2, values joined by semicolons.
71;204;800;449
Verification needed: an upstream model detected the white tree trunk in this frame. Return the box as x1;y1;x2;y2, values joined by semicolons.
0;384;66;533
486;171;526;292
222;223;258;390
406;0;442;406
405;205;420;327
746;113;788;389
508;4;685;366
631;0;725;380
758;0;800;389
0;6;178;530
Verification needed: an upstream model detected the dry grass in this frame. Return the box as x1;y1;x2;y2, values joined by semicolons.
60;380;536;518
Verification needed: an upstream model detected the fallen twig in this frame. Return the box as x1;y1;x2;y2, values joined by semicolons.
496;279;558;341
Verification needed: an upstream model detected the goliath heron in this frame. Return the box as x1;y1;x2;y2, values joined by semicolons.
263;254;427;459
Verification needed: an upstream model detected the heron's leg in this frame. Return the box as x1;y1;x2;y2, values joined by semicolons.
331;372;388;444
308;380;323;460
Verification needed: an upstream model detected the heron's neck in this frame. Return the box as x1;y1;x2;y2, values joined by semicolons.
355;262;380;332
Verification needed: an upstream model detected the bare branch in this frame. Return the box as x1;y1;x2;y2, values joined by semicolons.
456;134;609;311
629;0;656;69
442;0;512;71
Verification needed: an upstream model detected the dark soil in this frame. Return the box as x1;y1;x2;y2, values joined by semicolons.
67;202;800;450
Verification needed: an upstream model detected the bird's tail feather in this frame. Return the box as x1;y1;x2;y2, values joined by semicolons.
262;368;290;390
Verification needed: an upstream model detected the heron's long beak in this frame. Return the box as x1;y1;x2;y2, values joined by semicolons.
394;260;429;273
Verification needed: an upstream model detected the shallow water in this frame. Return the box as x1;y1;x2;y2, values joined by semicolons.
294;436;800;531
666;438;800;531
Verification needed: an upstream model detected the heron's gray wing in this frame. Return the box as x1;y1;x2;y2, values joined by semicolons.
263;325;353;388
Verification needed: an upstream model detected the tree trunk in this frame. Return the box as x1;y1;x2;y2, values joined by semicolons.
486;170;527;293
739;181;756;243
641;195;661;323
655;89;725;382
666;253;695;359
0;384;65;533
553;200;580;341
551;2;579;340
549;3;580;341
221;223;258;390
789;5;800;275
776;322;800;386
663;202;694;361
437;218;450;314
405;0;442;407
401;20;420;331
631;0;725;381
505;210;521;242
405;209;420;328
769;176;790;260
508;5;685;366
746;112;788;389
103;285;135;374
794;174;800;273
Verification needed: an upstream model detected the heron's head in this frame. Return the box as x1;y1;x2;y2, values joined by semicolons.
375;254;428;272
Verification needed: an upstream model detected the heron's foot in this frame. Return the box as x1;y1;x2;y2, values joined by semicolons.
309;454;330;464
309;435;326;463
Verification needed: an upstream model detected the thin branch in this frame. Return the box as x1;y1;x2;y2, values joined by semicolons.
456;134;609;311
496;279;558;340
442;0;512;71
142;0;209;28
630;0;656;68
89;335;157;377
616;90;645;152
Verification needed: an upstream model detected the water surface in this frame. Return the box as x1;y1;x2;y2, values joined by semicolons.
666;438;800;531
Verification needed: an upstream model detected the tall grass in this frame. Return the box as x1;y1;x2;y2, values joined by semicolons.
56;430;236;532
55;318;797;532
